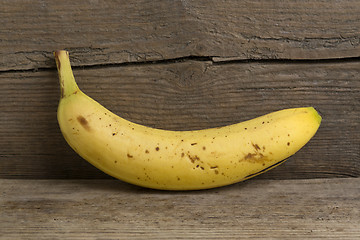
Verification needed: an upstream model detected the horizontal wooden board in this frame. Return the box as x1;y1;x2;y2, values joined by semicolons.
1;0;359;71
1;178;359;239
0;60;359;179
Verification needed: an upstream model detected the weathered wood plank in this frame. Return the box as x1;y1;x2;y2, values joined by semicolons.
1;0;359;71
0;60;359;179
1;178;359;239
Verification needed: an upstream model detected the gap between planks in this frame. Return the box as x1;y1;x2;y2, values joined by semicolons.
1;54;360;73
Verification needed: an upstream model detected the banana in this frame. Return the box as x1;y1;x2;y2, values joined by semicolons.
55;50;321;190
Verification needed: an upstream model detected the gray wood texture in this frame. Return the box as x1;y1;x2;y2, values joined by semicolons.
1;60;359;179
1;0;359;71
1;178;359;239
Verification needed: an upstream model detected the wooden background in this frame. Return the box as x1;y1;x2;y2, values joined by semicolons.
0;0;359;239
1;0;359;180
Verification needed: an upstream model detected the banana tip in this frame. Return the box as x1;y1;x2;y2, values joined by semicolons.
54;50;68;57
54;50;69;71
309;107;322;125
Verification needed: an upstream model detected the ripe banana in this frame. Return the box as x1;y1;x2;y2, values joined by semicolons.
55;50;321;190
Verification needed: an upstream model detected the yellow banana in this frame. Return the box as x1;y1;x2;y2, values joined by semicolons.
55;50;321;190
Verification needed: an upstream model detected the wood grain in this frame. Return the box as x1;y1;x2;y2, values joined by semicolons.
1;0;359;71
1;178;359;239
1;60;359;179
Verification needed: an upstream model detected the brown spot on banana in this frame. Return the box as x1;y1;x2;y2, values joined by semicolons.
187;154;200;163
252;143;261;151
77;115;91;131
245;153;257;160
243;152;267;164
54;51;61;70
54;51;64;98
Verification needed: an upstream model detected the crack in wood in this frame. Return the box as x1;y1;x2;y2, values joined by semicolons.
0;55;359;74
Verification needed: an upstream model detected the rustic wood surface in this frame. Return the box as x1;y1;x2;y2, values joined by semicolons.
1;60;359;179
1;1;359;238
1;0;360;71
1;178;359;239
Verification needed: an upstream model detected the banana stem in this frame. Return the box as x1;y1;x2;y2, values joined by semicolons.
54;50;79;98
